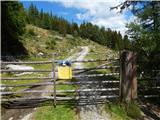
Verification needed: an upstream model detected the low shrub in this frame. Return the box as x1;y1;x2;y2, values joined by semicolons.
28;28;37;36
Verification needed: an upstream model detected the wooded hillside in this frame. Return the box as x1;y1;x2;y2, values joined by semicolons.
1;1;129;57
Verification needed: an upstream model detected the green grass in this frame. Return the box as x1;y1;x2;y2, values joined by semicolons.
21;25;101;60
34;105;76;120
83;45;118;75
105;102;141;120
33;78;78;120
1;57;52;92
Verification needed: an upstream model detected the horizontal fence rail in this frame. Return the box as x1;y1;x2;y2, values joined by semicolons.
1;58;119;65
1;82;53;87
1;61;52;65
1;88;119;95
56;81;119;85
1;69;51;73
72;66;120;71
138;86;160;90
1;73;120;81
3;82;159;90
137;78;160;80
1;66;119;73
1;77;53;80
70;58;119;63
73;73;119;78
138;95;159;98
1;81;119;87
1;95;119;102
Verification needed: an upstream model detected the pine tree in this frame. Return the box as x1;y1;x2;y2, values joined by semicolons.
1;1;27;56
112;1;160;73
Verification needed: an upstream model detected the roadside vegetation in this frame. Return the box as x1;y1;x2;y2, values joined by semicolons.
105;101;141;120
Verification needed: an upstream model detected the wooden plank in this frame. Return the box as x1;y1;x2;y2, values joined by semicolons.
1;80;119;87
56;88;119;93
70;58;119;63
139;95;159;98
1;96;54;101
87;53;107;55
1;74;119;80
1;58;119;65
1;95;118;102
1;82;53;87
56;81;119;85
1;70;51;73
137;78;158;80
72;66;120;71
1;90;54;95
1;77;52;80
138;86;160;89
1;61;52;64
73;73;119;78
1;88;119;95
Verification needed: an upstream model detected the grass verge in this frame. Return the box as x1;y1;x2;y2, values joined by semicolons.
105;101;141;120
34;104;77;120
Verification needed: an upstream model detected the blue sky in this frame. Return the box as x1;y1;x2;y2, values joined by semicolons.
21;1;86;25
20;0;133;35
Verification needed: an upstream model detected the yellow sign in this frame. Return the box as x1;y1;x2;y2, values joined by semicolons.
57;66;72;79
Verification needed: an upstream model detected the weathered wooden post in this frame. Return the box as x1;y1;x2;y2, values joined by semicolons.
52;60;56;107
120;50;137;102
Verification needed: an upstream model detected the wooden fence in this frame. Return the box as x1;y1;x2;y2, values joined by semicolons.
1;57;120;106
1;51;159;107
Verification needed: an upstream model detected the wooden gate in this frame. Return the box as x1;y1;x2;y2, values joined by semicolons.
1;57;121;107
1;51;141;108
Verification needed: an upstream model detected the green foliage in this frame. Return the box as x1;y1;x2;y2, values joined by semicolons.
28;28;36;36
123;35;131;50
34;105;76;120
73;30;78;37
1;1;27;56
79;22;123;50
106;102;141;120
126;102;141;119
45;39;56;50
125;1;160;74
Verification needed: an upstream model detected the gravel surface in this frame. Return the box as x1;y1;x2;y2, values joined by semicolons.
75;46;111;120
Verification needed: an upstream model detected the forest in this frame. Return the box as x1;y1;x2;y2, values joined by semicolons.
1;1;160;71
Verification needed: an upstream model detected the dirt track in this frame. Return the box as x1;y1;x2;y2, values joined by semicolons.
75;46;110;120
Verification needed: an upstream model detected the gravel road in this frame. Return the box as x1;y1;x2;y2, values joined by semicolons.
75;46;110;120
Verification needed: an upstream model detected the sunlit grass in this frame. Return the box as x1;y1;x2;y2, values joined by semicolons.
34;105;77;120
105;101;141;120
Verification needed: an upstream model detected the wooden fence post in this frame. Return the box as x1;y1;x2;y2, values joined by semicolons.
52;60;56;107
120;50;137;102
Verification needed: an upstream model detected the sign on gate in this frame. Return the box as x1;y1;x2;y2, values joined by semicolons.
57;60;72;79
